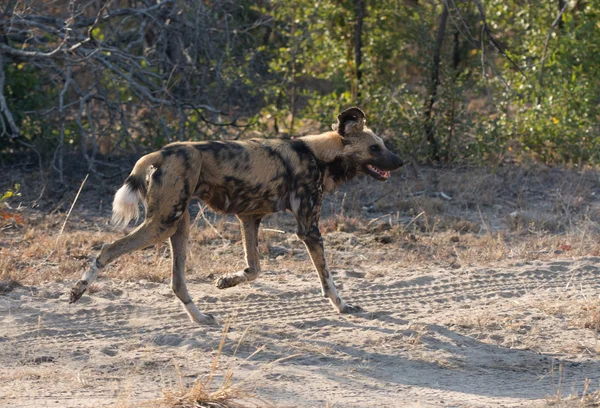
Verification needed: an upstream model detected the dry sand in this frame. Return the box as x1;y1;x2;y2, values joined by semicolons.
2;252;600;407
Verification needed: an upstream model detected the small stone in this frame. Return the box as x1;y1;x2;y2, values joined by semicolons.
342;270;366;279
268;245;289;257
100;347;118;357
346;236;358;246
376;235;393;244
32;356;55;364
151;334;183;347
0;279;20;294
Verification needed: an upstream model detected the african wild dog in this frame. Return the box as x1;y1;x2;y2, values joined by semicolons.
70;108;403;325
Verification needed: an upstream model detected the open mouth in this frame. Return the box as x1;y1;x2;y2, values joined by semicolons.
365;164;391;181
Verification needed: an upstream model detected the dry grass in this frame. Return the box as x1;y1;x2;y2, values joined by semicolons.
406;324;428;347
534;297;600;334
158;323;263;408
451;309;500;335
545;370;600;407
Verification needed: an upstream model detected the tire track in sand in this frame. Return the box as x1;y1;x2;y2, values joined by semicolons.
3;258;600;351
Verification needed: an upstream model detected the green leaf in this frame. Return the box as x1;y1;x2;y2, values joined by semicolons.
1;191;13;201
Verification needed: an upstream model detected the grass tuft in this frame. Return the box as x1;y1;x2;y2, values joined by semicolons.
158;322;263;408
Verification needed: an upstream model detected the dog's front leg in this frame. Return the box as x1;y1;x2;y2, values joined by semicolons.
295;209;361;314
216;214;263;289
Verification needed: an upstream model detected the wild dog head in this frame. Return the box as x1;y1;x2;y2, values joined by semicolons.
332;107;403;181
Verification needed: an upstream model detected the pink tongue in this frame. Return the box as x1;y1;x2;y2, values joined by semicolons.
373;166;390;177
377;168;390;177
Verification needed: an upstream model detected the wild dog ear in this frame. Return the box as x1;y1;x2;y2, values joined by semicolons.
332;107;366;137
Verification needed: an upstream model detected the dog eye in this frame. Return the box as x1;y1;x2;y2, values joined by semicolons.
369;145;381;153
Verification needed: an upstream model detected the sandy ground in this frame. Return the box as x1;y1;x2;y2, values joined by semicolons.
2;251;600;407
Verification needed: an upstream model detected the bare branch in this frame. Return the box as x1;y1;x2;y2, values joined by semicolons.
0;0;266;177
538;0;569;103
472;0;527;79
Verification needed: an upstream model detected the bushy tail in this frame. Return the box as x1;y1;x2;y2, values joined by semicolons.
111;152;162;229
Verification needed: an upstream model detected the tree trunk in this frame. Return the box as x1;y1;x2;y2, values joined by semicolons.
353;0;365;103
558;0;565;29
0;53;20;138
423;2;449;162
452;30;460;72
538;0;569;103
289;7;297;138
444;29;461;162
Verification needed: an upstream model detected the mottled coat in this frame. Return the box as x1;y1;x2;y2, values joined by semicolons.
70;108;403;325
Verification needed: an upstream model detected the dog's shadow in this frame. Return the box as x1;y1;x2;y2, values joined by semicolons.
225;310;600;402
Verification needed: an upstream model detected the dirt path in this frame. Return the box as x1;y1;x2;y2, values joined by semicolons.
2;255;600;407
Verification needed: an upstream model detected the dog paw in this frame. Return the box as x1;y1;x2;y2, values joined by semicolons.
183;302;218;326
341;304;363;314
204;313;219;325
215;275;235;289
215;269;257;290
191;313;219;326
69;281;88;304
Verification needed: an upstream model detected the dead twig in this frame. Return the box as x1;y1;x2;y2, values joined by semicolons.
56;173;89;243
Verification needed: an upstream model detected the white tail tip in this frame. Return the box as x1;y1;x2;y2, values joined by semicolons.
111;184;141;229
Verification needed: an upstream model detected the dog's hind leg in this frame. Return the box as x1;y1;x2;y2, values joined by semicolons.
69;218;180;304
216;214;263;289
170;210;217;325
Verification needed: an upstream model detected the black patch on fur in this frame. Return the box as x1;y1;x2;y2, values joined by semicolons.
151;167;163;186
183;178;190;198
325;155;359;184
223;175;244;186
290;141;361;188
289;140;324;197
205;187;228;211
195;141;247;163
162;178;190;226
195;184;211;200
289;140;314;161
124;174;147;198
298;224;322;243
161;145;191;170
263;145;295;185
194;142;221;153
215;176;269;214
224;176;264;196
